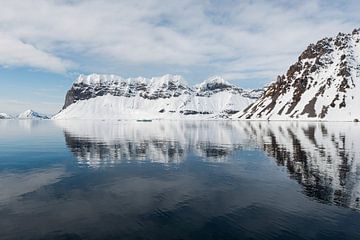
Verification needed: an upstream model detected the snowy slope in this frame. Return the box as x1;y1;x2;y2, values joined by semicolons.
236;28;360;121
0;113;13;119
18;110;49;119
54;74;262;120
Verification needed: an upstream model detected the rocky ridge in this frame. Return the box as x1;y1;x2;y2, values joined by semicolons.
237;28;360;121
54;74;263;119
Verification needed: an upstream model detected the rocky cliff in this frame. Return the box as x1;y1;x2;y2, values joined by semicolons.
237;28;360;121
54;74;262;120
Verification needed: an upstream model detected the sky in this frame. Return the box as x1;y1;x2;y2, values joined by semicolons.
0;0;359;115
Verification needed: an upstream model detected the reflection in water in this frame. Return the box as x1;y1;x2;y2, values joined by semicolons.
0;167;65;205
2;120;360;239
58;120;255;166
58;120;360;210
247;122;360;210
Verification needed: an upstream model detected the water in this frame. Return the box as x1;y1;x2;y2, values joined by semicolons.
0;120;360;240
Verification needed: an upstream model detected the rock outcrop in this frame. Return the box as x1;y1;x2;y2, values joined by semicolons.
236;28;360;121
54;74;262;120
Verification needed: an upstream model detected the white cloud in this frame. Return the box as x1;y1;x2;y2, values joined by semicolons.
0;33;69;73
0;167;65;204
0;0;358;80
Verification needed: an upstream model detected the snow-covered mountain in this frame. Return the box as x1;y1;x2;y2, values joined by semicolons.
0;113;13;119
236;28;360;121
18;110;49;119
53;74;262;120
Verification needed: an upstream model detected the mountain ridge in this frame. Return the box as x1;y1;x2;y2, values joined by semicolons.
235;28;360;121
54;74;263;120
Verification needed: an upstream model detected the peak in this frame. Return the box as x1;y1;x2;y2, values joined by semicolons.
352;28;360;35
298;28;360;62
74;73;188;86
75;74;124;85
196;76;233;92
335;28;360;37
23;109;34;113
206;76;231;85
240;28;360;121
149;74;187;86
18;109;48;119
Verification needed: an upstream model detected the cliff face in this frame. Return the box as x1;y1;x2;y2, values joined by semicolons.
62;74;192;109
55;74;262;120
237;28;360;121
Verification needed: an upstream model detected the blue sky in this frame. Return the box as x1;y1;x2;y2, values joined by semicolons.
0;0;359;115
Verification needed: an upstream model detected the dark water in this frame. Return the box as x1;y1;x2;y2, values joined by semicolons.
0;120;360;240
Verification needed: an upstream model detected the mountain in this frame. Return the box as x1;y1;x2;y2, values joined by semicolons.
0;113;13;119
236;28;360;121
18;110;49;119
53;74;262;120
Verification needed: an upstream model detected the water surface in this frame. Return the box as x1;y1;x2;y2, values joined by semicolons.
0;120;360;240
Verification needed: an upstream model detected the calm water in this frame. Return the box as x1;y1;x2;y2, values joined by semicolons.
0;120;360;240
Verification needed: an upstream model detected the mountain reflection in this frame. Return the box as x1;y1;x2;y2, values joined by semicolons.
58;120;253;167
57;120;360;210
247;122;360;210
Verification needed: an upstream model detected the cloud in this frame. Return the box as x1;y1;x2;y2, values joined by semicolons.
0;0;358;80
0;33;70;73
0;167;65;204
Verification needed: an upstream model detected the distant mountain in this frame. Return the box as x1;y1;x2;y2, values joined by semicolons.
18;110;49;119
236;28;360;121
0;113;13;119
53;74;263;120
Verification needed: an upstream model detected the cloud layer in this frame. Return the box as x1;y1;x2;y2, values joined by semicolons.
0;0;359;83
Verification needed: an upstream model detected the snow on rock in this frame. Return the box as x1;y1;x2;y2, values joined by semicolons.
0;113;13;119
18;110;49;119
54;74;262;120
235;28;360;121
195;76;232;93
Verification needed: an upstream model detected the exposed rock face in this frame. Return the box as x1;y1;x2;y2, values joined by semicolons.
237;28;360;121
55;74;263;120
62;74;192;109
194;76;263;98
